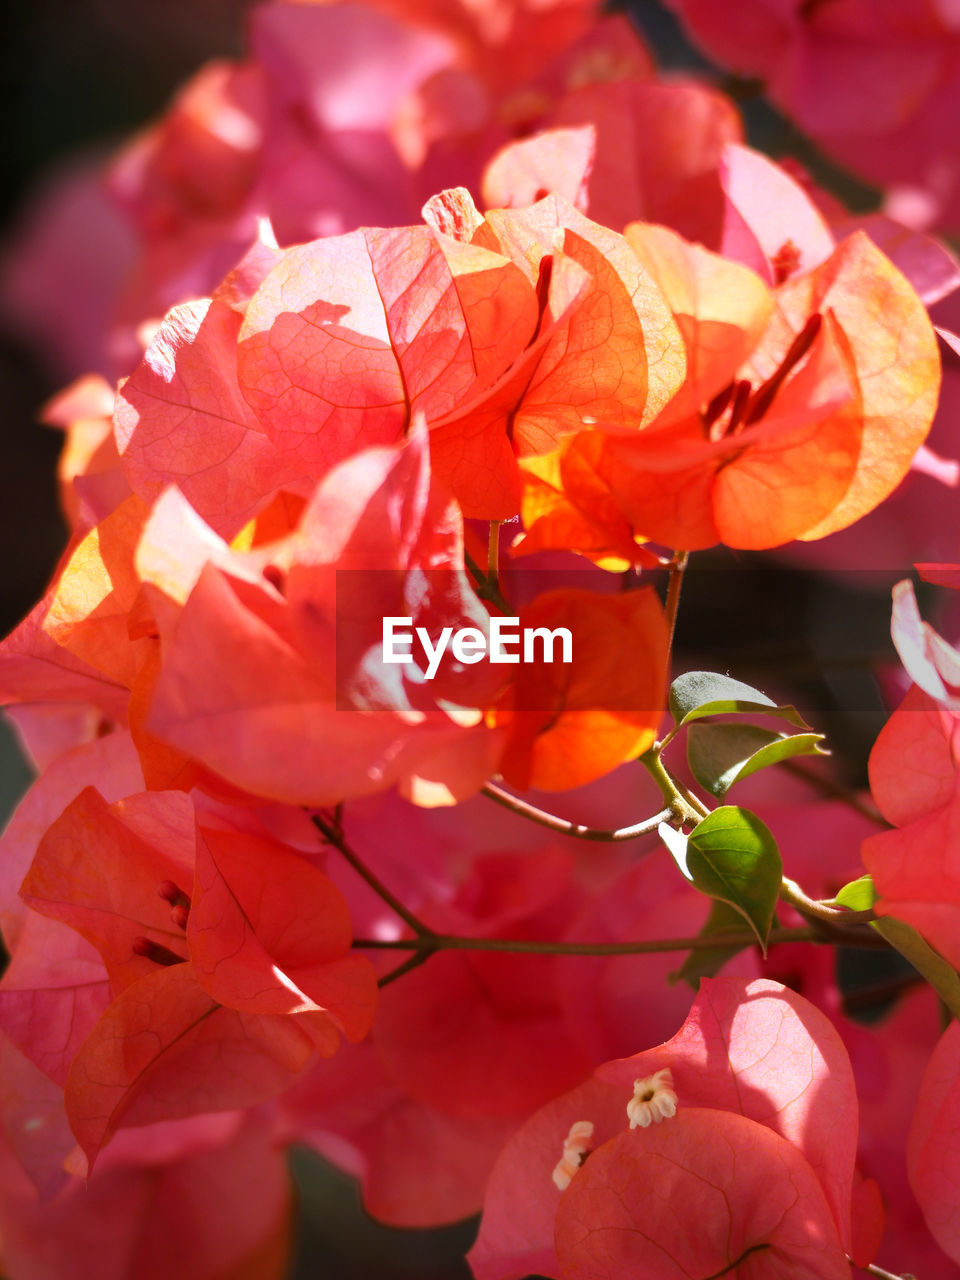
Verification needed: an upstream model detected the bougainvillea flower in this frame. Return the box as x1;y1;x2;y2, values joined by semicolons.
0;156;138;380
664;0;960;235
555;1110;851;1279
113;190;682;525
890;577;960;712
519;223;939;552
490;586;667;791
483;79;743;250
115;296;308;537
1;1;647;381
469;977;868;1279
230;190;682;519
863;684;960;968
374;849;593;1119
0;912;110;1088
142;430;507;806
836;988;960;1280
18;785;376;1164
42;374;130;534
908;1020;960;1264
311;0;602;92
0;730;144;949
0;1110;292;1280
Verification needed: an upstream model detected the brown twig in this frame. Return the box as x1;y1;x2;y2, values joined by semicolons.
311;811;433;937
482;782;675;842
353;924;890;958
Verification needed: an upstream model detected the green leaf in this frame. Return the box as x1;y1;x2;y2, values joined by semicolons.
658;807;782;954
687;722;827;798
672;899;754;988
834;875;877;913
837;876;960;1021
668;671;811;730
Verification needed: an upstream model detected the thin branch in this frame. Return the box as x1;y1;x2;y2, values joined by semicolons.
780;877;877;926
377;948;435;988
482;781;674;842
664;549;689;658
781;758;888;828
488;519;501;588
465;550;511;616
638;749;706;825
353;924;890;957
852;1260;915;1280
674;776;711;820
465;549;485;591
311;811;432;937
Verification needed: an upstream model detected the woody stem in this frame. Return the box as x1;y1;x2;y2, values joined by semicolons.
779;876;877;925
664;549;689;659
353;924;889;958
310;811;434;938
482;782;674;841
488;519;501;589
638;748;709;823
854;1261;915;1279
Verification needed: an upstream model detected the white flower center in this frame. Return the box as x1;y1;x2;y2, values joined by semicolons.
552;1119;595;1190
627;1068;677;1129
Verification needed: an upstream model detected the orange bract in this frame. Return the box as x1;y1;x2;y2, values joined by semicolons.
521;225;939;553
492;586;667;791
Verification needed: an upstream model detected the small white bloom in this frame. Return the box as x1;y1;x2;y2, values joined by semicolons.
627;1068;677;1129
552;1120;595;1190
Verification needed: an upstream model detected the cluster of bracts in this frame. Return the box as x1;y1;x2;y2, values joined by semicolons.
2;1;960;1276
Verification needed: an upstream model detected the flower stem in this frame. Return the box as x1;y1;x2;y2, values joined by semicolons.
852;1260;915;1279
465;549;512;615
664;550;689;658
377;948;435;987
353;924;889;958
780;877;876;926
638;748;708;824
311;811;433;938
482;782;673;842
488;519;501;587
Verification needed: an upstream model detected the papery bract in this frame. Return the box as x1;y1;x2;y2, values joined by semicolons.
908;1020;960;1263
863;685;960;968
469;977;863;1279
595;977;860;1250
521;224;938;553
0;912;110;1087
0;1110;292;1280
555;1109;850;1280
665;0;960;234
63;961;317;1168
373;850;592;1119
144;429;506;806
115;297;306;536
188;826;376;1045
493;586;667;792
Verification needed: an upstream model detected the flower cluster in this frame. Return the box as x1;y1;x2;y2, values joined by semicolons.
1;2;960;1278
